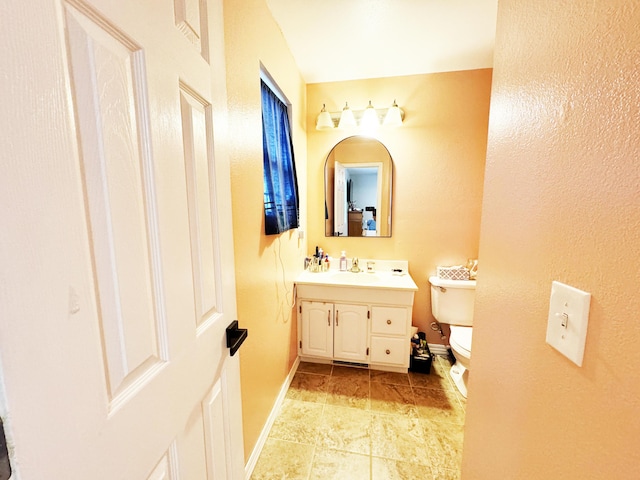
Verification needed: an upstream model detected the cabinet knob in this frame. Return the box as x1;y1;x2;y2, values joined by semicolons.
386;319;392;325
386;349;391;355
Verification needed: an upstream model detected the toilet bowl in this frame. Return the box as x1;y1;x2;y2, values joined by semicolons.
429;276;476;399
448;325;472;398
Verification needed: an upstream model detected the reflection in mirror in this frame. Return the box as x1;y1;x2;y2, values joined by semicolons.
325;136;393;237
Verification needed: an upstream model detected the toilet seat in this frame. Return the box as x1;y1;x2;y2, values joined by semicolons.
449;325;472;358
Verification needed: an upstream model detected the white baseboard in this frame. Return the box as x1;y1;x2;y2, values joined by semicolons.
428;343;450;356
244;356;300;480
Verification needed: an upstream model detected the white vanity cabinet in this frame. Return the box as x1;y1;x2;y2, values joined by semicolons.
295;263;418;373
299;301;368;363
369;306;410;366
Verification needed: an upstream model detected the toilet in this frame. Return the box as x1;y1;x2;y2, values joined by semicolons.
429;276;476;398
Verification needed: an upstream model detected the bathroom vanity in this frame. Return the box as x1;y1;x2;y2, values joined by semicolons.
295;261;418;373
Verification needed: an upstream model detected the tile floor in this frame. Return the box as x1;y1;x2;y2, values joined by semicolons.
250;355;466;480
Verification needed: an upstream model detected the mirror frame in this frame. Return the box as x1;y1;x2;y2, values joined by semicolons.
324;136;393;237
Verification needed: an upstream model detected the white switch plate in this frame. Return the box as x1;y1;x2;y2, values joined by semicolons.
546;281;591;366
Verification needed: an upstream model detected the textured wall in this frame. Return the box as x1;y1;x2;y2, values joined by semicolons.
222;0;307;460
463;1;640;478
307;71;492;343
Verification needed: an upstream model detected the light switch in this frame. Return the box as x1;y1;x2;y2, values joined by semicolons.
545;281;591;366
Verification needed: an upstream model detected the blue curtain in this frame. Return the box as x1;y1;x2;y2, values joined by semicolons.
261;80;299;235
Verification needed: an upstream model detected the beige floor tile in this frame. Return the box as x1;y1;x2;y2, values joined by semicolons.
370;413;430;465
413;386;466;425
252;363;465;479
370;382;417;416
326;375;370;409
250;438;314;480
372;457;435;480
423;421;465;471
409;360;451;391
297;361;333;375
317;404;372;455
331;364;370;379
308;448;370;480
286;372;330;403
269;399;324;445
435;356;463;393
419;414;467;432
435;354;454;368
451;385;468;408
370;370;411;386
430;465;462;480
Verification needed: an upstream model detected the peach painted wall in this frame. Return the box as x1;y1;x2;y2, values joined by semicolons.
307;71;492;343
463;1;640;478
222;0;307;459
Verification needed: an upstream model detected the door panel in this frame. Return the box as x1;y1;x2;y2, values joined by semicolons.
147;454;174;480
174;0;209;61
301;301;333;358
334;161;347;236
334;304;368;362
203;377;230;479
179;83;220;324
0;0;243;478
65;0;167;403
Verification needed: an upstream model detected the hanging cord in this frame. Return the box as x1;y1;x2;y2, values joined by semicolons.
276;236;296;310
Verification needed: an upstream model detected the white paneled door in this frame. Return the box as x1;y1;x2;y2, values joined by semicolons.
334;161;348;236
0;0;245;478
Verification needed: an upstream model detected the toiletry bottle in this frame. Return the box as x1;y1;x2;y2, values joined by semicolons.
323;254;330;271
339;251;347;271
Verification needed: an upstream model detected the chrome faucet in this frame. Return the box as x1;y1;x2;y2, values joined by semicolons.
350;257;361;273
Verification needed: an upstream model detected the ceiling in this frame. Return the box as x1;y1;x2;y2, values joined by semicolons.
265;0;499;84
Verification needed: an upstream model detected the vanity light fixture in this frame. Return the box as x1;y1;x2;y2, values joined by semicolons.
315;100;404;131
383;99;403;127
337;102;357;129
360;100;380;129
316;104;334;130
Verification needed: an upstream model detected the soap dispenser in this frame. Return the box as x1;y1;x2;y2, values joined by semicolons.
339;251;347;271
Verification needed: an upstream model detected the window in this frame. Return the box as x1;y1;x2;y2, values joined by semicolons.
260;79;299;235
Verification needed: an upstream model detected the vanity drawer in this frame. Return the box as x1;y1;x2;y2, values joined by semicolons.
371;306;408;335
370;336;408;366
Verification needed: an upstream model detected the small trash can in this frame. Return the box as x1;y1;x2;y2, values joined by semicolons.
409;331;433;374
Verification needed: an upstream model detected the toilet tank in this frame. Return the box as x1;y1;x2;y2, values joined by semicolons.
429;276;476;326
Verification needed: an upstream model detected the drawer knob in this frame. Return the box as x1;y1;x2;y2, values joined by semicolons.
386;319;392;325
386;349;391;355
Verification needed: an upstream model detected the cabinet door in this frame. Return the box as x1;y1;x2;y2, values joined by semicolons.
301;301;333;358
334;304;369;362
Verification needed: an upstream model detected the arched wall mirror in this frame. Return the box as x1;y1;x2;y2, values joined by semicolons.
325;136;393;237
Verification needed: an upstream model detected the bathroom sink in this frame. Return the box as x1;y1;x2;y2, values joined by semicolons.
295;259;418;305
296;263;417;291
329;271;381;284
